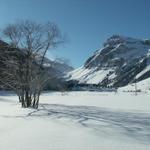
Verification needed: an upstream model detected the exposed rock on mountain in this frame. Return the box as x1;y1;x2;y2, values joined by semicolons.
67;35;150;87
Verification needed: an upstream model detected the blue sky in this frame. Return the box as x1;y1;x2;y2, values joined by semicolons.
0;0;150;68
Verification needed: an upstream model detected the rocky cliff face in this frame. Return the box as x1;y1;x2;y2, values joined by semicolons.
68;35;150;87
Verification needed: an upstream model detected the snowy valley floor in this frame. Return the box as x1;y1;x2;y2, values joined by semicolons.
0;91;150;150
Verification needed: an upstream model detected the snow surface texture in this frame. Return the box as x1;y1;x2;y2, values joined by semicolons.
67;35;150;86
0;91;150;150
119;77;150;92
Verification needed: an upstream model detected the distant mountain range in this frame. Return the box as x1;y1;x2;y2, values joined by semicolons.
67;35;150;88
1;35;150;90
0;40;73;77
0;40;73;90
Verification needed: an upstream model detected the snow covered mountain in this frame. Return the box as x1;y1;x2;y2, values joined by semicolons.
41;57;74;78
0;40;73;90
44;58;74;77
67;35;150;87
0;40;73;78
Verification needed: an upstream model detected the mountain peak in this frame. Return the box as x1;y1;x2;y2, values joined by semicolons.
67;35;150;88
103;35;140;48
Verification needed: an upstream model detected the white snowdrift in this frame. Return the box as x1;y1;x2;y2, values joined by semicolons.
0;91;150;150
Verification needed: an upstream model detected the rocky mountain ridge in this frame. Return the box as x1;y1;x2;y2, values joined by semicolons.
67;35;150;87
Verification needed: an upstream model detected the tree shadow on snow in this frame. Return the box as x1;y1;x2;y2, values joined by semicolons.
2;103;150;144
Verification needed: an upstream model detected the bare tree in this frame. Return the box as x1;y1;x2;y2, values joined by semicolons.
0;20;64;108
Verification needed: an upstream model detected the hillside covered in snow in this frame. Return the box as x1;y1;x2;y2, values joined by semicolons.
67;35;150;88
0;91;150;150
119;77;150;92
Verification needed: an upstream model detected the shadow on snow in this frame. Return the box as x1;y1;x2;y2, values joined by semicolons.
2;103;150;144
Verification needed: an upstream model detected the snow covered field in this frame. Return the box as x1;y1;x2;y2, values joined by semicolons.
0;91;150;150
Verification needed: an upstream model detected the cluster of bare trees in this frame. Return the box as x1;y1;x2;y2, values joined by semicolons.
0;20;64;108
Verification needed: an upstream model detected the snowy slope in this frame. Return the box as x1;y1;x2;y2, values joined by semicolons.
67;35;150;87
119;77;150;92
68;66;113;84
0;91;150;150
